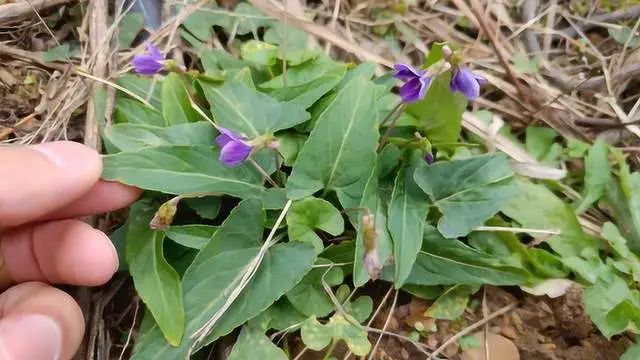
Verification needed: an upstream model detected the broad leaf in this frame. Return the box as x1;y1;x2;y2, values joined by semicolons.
201;81;310;137
286;259;344;317
398;226;529;286
228;327;288;360
405;74;467;143
240;40;279;66
251;298;307;331
301;315;371;356
126;201;184;345
425;284;478;320
503;179;599;257
162;73;199;124
118;13;144;48
414;153;517;238
117;75;162;109
287;77;380;200
184;196;221;219
287;197;344;253
388;152;430;287
166;225;217;249
576;139;611;213
103;122;215;152
276;132;307;166
102;146;266;198
132;201;316;359
584;274;640;338
114;98;164;126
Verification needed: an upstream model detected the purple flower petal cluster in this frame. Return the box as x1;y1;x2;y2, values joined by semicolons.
450;66;486;100
393;64;433;103
215;128;253;166
424;153;435;165
132;43;164;76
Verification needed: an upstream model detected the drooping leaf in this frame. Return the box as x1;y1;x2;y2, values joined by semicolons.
576;139;611;214
502;179;599;257
165;225;217;249
397;226;529;286
286;259;344;317
103;122;215;152
301;315;371;356
201;81;310;137
287;77;380;200
102;146;266;198
287;197;344;253
162;73;199;124
414;153;517;238
405;73;467;144
388;152;430;287
132;201;315;359
228;327;288;360
425;284;479;320
126;201;184;345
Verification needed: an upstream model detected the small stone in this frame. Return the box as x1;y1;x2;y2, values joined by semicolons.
460;333;519;360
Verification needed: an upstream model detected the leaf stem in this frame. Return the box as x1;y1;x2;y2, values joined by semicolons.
378;103;407;151
322;340;337;360
248;157;280;188
379;101;404;128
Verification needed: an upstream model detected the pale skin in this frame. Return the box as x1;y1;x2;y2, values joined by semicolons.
0;141;141;359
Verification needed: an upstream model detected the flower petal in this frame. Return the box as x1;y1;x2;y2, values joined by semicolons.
132;55;163;75
219;140;252;166
399;77;429;103
215;132;234;148
393;63;425;81
451;67;481;100
146;42;163;61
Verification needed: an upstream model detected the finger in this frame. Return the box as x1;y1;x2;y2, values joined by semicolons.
0;220;118;288
0;282;84;360
41;180;141;221
0;141;102;228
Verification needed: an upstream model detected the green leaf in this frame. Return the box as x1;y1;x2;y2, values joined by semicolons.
512;51;540;74
276;132;307;166
233;3;273;35
201;82;310;137
114;98;164;126
621;340;640;360
228;327;288;360
398;226;529;286
602;222;634;260
286;259;344;317
162;73;199;124
103;122;215;152
182;5;232;40
118;13;144;48
584;274;640;338
184;196;221;219
165;225;217;249
388;152;430;287
414;154;517;238
344;296;373;323
525;126;558;161
240;40;279;66
132;200;315;358
42;44;73;62
405;73;467;144
287;197;345;253
301;315;371;356
603;165;640;252
110;223;128;272
423;42;446;67
251;298;307;331
102;146;266;198
117;75;162;108
264;23;316;65
126;201;184;345
576;139;611;213
608;27;640;48
260;59;347;109
287;77;380;200
425;284;478;320
503;179;599;257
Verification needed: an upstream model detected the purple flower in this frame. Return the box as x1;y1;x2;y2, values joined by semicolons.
449;66;486;100
215;128;252;166
132;43;164;75
424;153;435;165
393;63;433;103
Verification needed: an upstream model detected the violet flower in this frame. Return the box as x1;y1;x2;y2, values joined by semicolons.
449;66;486;100
424;153;435;165
393;63;433;103
215;128;253;166
132;43;164;75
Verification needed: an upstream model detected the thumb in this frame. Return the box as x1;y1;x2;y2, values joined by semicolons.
0;282;84;360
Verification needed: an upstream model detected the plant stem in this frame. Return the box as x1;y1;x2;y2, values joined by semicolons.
379;102;403;128
322;340;337;360
378;103;406;151
248;157;280;188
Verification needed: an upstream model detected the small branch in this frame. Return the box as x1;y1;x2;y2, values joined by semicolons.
367;290;398;360
0;0;73;24
427;303;517;360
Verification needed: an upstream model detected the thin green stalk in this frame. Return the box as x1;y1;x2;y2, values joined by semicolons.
378;103;407;151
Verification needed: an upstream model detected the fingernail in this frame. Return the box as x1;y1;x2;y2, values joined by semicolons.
0;314;62;360
100;231;120;273
31;141;97;169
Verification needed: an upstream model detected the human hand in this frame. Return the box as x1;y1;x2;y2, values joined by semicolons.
0;141;140;359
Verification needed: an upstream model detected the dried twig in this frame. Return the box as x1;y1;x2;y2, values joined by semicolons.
0;0;73;24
